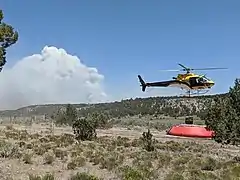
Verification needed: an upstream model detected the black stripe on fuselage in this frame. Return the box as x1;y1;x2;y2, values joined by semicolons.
146;80;192;89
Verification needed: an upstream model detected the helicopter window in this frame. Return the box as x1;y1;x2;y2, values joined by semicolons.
203;76;211;81
201;77;208;82
198;77;204;82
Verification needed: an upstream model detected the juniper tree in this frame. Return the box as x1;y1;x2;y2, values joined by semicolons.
205;78;240;145
72;117;97;141
0;9;18;71
65;104;78;125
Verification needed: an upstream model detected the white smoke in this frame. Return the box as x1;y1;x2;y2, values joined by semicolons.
0;46;107;110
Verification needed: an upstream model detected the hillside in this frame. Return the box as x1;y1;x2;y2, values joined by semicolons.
0;93;227;118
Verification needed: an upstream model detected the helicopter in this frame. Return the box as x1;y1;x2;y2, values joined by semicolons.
138;63;227;97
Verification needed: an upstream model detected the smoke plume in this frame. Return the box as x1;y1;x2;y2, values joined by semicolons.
0;46;107;110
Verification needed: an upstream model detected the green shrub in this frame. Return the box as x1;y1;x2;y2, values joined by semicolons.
69;172;101;180
23;152;33;164
121;166;144;180
72;117;97;141
141;129;155;151
29;173;54;180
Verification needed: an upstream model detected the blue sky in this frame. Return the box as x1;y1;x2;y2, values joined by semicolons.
1;0;240;100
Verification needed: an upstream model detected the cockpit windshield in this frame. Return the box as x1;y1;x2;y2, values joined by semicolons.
198;76;210;83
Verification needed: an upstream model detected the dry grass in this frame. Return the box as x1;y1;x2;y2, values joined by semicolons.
0;124;239;179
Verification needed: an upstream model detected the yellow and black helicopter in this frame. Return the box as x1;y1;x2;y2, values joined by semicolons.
138;63;227;96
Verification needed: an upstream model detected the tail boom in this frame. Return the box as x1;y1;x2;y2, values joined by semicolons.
138;75;192;92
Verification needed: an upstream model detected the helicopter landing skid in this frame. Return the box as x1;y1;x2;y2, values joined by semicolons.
180;89;210;97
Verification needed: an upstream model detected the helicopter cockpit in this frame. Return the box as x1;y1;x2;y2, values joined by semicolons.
189;76;210;87
197;77;206;83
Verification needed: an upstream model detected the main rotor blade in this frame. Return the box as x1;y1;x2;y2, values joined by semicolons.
178;63;189;70
159;69;181;72
191;67;228;71
159;67;228;72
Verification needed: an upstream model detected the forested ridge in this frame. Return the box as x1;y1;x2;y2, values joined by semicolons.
0;93;227;118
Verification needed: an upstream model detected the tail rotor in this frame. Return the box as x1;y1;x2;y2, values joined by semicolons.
138;75;147;92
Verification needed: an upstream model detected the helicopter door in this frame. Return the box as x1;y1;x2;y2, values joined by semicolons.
189;77;198;87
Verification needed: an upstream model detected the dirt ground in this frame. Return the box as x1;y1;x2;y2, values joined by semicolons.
2;123;239;153
1;123;239;150
0;123;239;180
0;123;213;142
